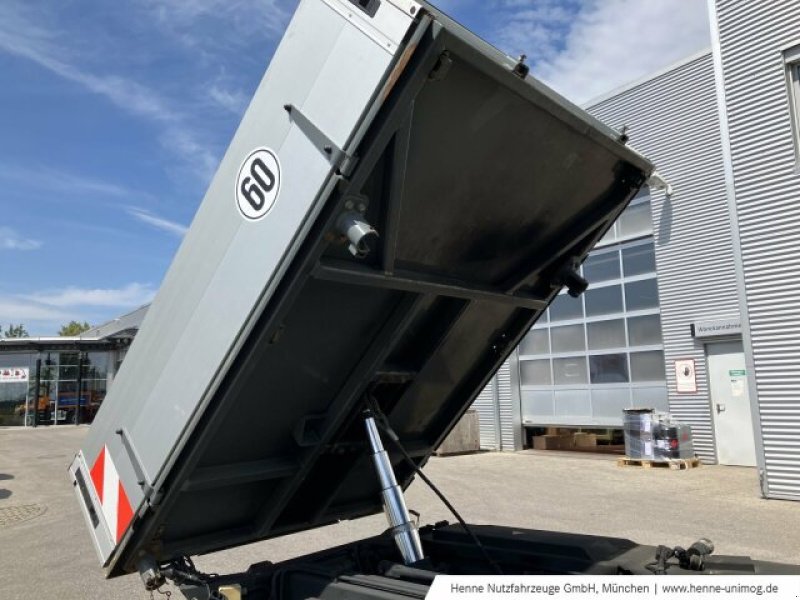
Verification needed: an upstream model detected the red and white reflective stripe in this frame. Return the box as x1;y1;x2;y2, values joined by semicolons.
89;445;134;543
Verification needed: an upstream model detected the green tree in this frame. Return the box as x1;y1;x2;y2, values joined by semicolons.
59;320;91;336
2;323;28;337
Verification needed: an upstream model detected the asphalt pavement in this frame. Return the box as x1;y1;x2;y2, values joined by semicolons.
1;426;799;599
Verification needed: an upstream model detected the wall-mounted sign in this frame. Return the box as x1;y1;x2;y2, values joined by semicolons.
691;318;742;339
674;359;697;394
729;369;746;397
0;367;29;382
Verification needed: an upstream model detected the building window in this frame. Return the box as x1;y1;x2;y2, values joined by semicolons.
519;329;549;355
598;188;653;245
784;45;800;161
520;360;551;386
517;195;668;426
587;319;626;350
553;357;588;385
589;354;629;383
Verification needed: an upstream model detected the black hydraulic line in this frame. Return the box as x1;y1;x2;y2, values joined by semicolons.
75;352;84;425
32;358;41;427
369;406;503;575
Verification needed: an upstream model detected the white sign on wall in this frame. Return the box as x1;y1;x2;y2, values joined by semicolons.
0;367;29;382
692;318;742;338
674;359;697;394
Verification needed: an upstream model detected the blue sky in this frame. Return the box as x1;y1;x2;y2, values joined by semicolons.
0;0;709;335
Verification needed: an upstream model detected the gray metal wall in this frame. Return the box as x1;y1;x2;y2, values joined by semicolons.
713;0;800;499
587;51;740;463
472;359;522;451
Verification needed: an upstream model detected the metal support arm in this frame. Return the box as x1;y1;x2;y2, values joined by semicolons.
364;412;424;565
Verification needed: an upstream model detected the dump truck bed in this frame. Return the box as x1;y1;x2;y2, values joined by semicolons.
70;0;652;577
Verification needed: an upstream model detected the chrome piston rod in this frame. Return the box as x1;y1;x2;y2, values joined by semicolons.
364;413;425;565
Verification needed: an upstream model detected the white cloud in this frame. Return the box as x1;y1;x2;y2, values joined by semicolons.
0;299;70;322
493;0;710;105
24;283;156;308
0;283;156;334
158;127;219;177
0;227;42;251
209;84;249;115
494;0;580;64
0;163;138;199
127;207;189;237
0;4;174;122
141;0;289;44
0;2;217;171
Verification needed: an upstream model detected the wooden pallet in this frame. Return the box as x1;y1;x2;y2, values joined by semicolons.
617;456;701;470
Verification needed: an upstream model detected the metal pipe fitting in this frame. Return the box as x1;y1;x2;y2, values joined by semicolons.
337;211;378;257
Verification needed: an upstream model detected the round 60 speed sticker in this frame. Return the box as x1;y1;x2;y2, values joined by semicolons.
235;147;281;221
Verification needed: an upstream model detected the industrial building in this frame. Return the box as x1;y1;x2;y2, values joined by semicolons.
476;0;800;501
1;0;798;501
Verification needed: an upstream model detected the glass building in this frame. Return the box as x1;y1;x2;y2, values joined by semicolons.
0;305;143;427
517;191;668;427
0;350;112;426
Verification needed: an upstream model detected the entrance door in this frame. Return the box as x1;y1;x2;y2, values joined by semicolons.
706;341;757;466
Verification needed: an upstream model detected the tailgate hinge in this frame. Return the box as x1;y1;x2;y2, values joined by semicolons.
284;104;357;175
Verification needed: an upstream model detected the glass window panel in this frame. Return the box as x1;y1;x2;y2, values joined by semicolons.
625;278;659;311
554;389;591;416
583;250;620;282
0;381;28;426
628;314;663;346
630;350;666;382
59;380;77;395
584;285;623;317
618;200;652;237
548;293;583;321
519;330;549;355
632;386;669;412
591;388;632;418
59;352;80;366
553;356;588;385
58;366;78;381
85;379;107;395
114;347;128;374
551;324;585;353
521;391;554;417
520;359;552;386
589;353;629;383
84;379;107;423
0;353;32;369
622;242;656;276
85;352;109;379
587;319;626;350
599;223;617;246
40;364;58;381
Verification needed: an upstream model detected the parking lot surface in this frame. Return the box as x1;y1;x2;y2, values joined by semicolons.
2;426;799;599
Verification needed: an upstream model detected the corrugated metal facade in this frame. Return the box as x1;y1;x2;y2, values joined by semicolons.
473;377;499;450
496;360;521;451
587;52;739;463
714;0;800;499
472;360;521;451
